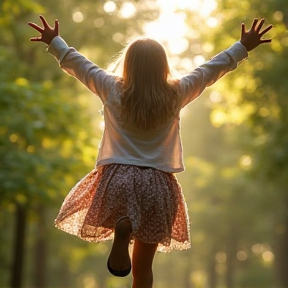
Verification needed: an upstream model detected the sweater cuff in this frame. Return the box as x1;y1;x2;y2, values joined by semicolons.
225;41;248;63
47;36;69;63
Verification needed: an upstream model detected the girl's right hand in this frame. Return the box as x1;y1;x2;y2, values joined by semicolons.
28;15;59;45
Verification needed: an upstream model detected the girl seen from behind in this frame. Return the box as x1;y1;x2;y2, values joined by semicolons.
28;16;272;288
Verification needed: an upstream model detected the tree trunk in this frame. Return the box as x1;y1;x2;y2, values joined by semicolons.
208;251;217;288
10;203;27;288
225;229;237;288
183;251;192;288
275;212;288;288
33;206;47;288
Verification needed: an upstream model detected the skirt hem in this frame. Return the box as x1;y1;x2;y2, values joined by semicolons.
54;221;191;253
54;164;191;253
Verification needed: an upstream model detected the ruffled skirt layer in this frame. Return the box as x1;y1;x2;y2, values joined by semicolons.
55;164;190;252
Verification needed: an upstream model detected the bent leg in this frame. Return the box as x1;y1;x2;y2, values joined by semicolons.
107;217;132;277
131;240;158;288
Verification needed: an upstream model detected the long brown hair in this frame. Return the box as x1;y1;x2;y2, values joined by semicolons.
120;38;179;130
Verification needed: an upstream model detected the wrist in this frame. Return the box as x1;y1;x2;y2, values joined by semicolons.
239;41;249;52
43;32;59;45
240;41;252;52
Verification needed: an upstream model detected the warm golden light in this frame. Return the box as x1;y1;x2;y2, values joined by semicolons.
252;243;263;255
103;1;116;13
207;17;219;28
94;18;104;28
118;2;136;19
262;251;274;263
72;11;84;23
237;251;248;261
215;251;227;263
99;120;105;131
190;270;207;287
143;0;218;56
239;155;252;167
209;91;222;103
10;134;19;143
143;11;189;55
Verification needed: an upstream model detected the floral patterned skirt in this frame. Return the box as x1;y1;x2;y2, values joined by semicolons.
55;164;190;252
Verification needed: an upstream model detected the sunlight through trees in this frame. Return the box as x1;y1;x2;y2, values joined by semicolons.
1;0;288;287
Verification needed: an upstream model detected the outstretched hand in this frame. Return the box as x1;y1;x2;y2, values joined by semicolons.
28;15;59;45
240;18;273;52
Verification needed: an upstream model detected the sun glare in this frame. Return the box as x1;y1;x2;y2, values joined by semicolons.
144;11;188;54
103;1;116;13
118;2;137;19
143;0;218;57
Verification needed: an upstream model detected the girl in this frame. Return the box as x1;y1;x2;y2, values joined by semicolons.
28;16;272;288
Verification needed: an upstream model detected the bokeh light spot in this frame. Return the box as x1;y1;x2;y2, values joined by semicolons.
119;2;136;19
104;1;116;13
262;251;274;263
94;18;104;28
209;91;222;103
239;155;252;168
194;55;205;66
273;11;283;22
72;11;84;23
215;251;226;263
237;251;248;261
207;17;219;28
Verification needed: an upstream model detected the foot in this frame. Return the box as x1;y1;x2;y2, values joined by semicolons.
107;217;132;277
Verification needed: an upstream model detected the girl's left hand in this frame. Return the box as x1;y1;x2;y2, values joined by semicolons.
28;15;59;45
240;18;273;52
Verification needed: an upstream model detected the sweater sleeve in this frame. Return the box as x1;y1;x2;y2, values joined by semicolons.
179;41;248;107
47;36;116;103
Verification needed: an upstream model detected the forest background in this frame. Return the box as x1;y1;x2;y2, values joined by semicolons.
1;0;288;287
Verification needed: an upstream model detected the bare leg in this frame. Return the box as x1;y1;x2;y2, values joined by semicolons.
131;240;158;288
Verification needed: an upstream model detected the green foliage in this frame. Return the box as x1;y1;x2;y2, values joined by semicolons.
0;77;92;205
174;0;288;287
1;0;288;287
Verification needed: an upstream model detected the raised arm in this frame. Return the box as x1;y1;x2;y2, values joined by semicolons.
179;18;273;107
240;18;273;51
28;16;115;102
28;15;59;45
